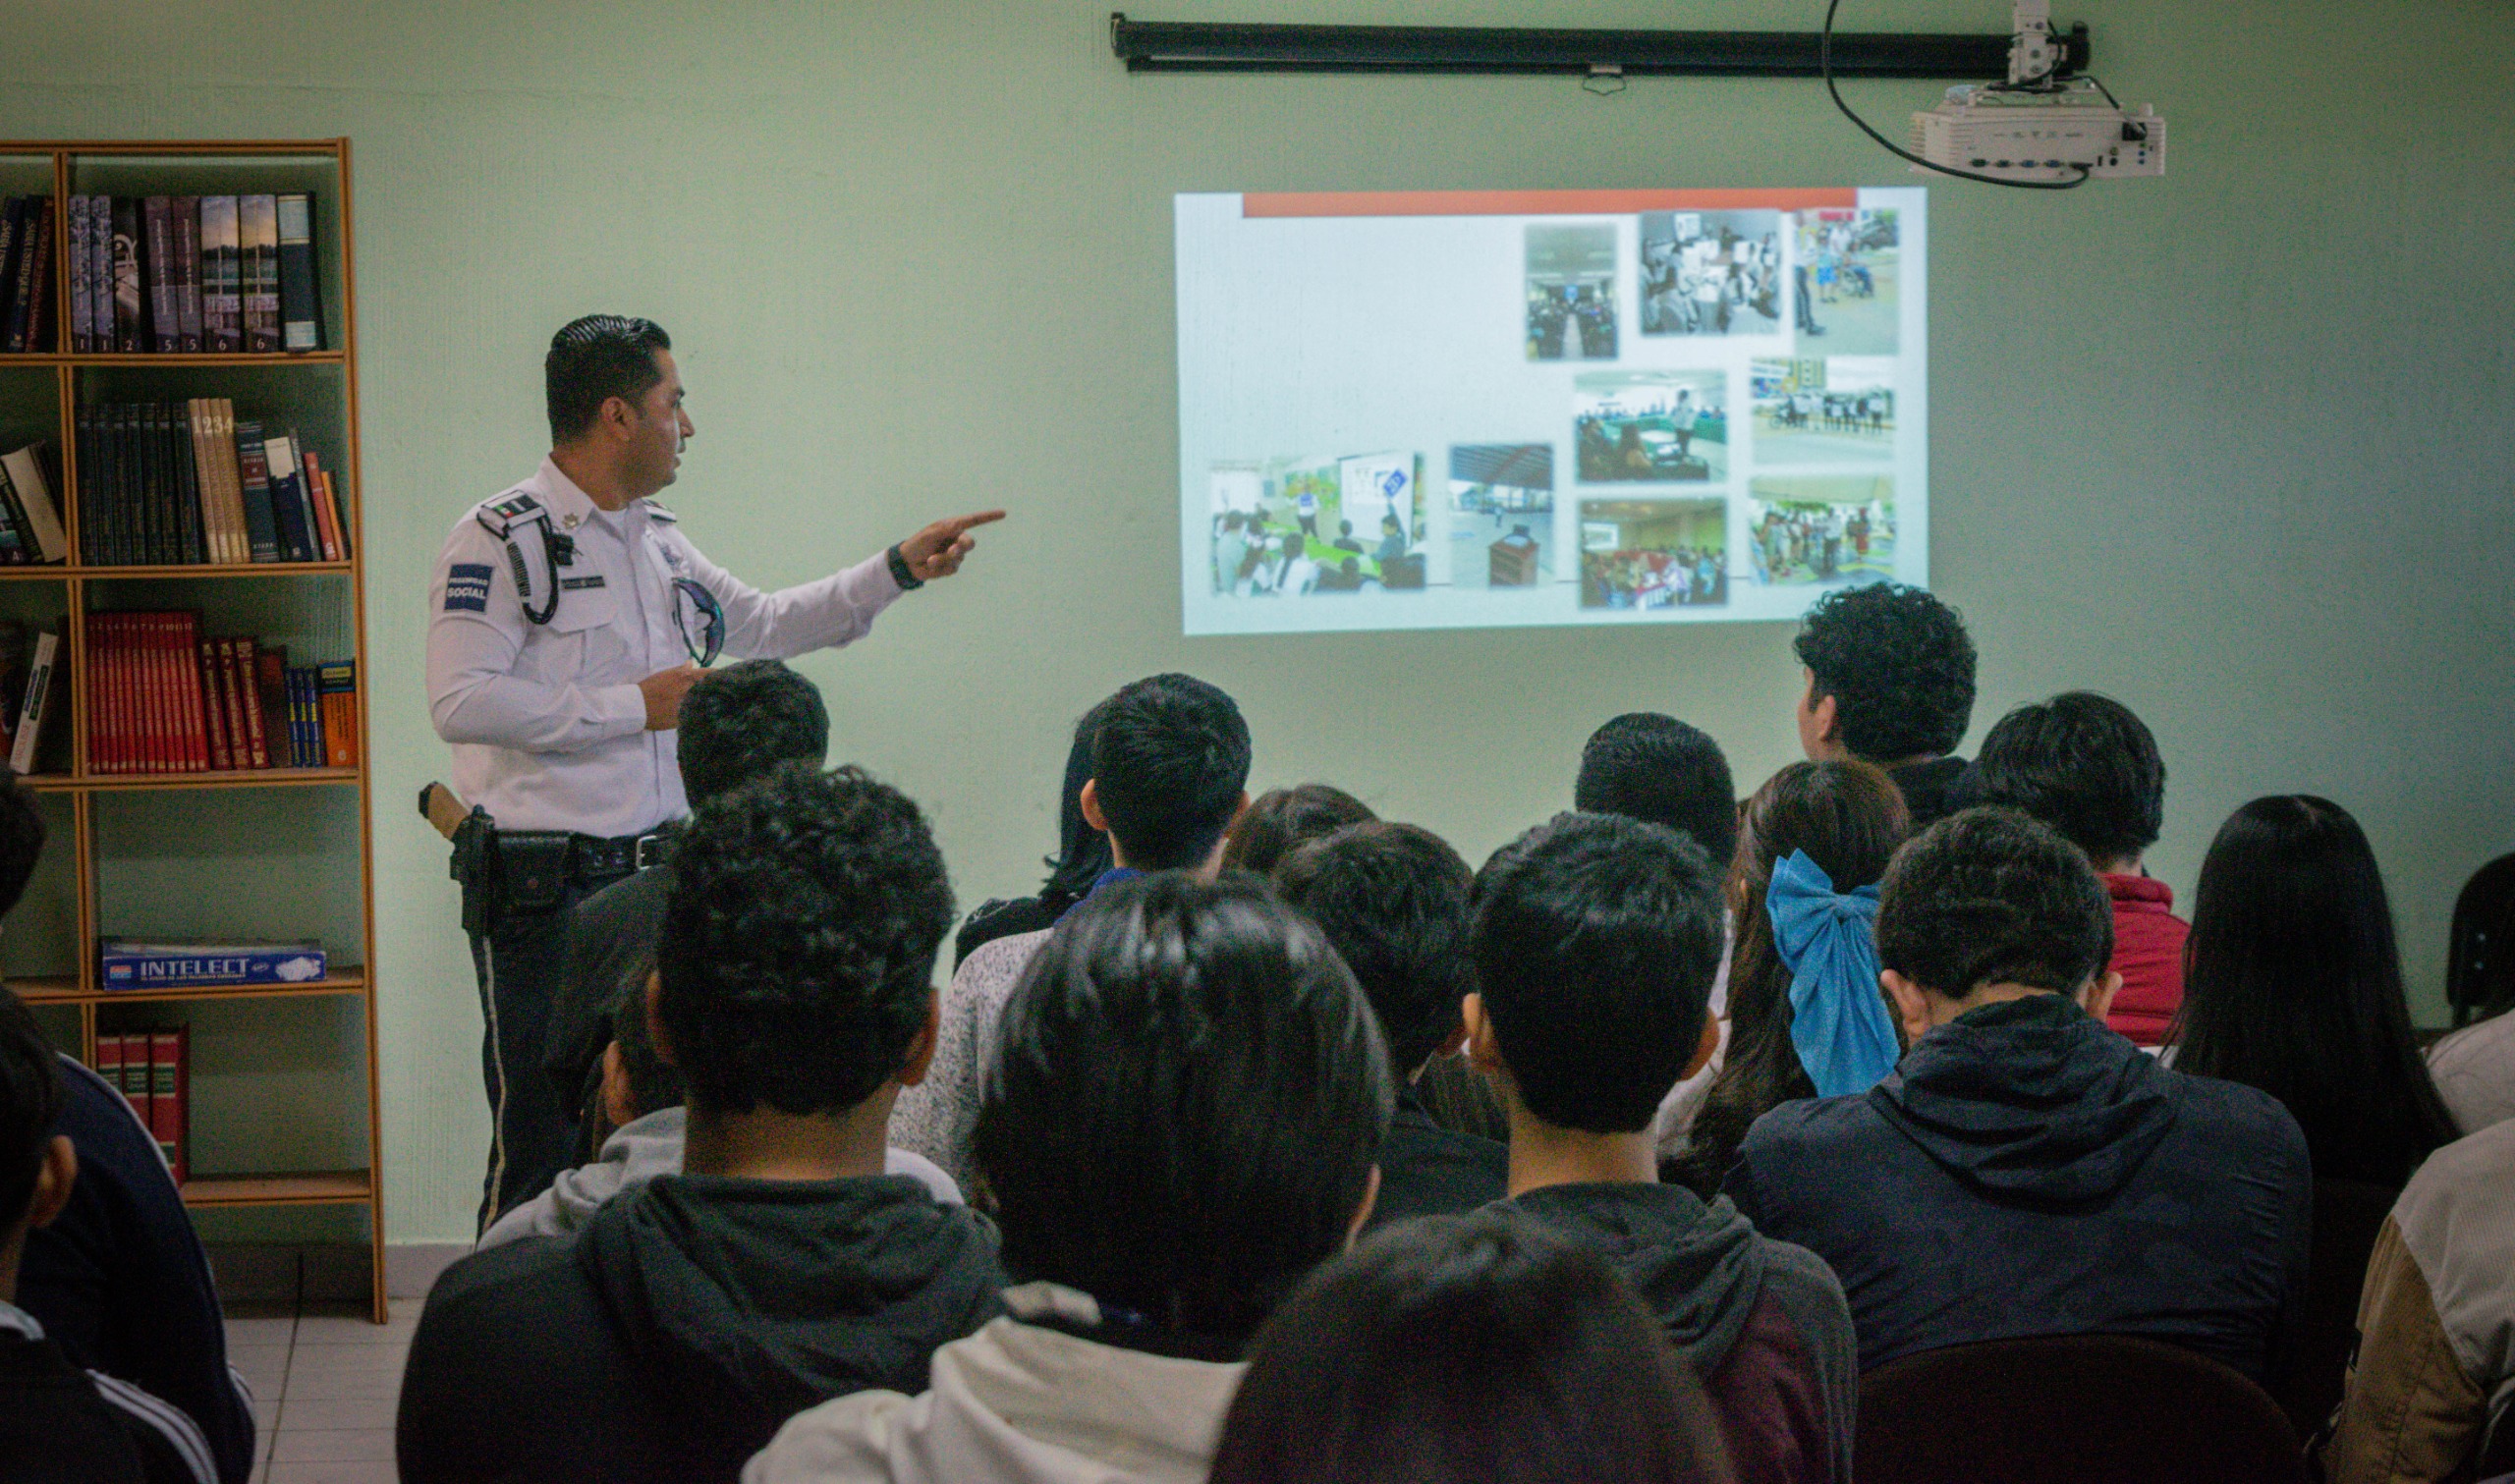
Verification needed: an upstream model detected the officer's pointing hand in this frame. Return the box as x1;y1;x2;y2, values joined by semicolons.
897;510;1007;582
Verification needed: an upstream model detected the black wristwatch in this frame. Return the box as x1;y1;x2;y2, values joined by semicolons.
886;543;924;590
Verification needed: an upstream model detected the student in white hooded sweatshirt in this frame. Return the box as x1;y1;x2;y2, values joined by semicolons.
746;873;1393;1484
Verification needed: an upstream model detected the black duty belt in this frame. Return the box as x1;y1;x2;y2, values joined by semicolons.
563;831;668;879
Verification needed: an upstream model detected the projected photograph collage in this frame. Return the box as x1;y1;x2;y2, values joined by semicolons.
1176;188;1927;635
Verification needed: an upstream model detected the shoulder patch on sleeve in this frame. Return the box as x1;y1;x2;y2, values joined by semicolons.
444;562;494;613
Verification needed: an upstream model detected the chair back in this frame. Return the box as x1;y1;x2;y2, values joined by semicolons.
1856;1333;2305;1484
2447;852;2515;1026
2273;1178;2403;1435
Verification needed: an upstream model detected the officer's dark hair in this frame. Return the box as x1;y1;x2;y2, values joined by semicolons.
610;958;684;1122
1792;582;1977;761
975;873;1392;1345
0;771;46;920
1574;713;1738;868
1471;813;1724;1134
1089;674;1253;871
677;660;830;808
1959;691;2165;865
1874;806;2114;1000
1220;783;1374;876
1210;1210;1734;1484
0;990;61;1232
657;763;952;1118
1273;822;1476;1076
546;314;672;445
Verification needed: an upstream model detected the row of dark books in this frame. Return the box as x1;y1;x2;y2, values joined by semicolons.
95;1029;190;1181
67;192;322;354
77;401;350;567
84;610;356;775
0;197;57;354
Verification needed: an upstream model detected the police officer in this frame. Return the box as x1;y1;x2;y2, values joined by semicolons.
426;314;1000;1227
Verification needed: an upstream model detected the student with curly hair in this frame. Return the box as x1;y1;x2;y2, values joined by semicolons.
1790;583;1978;826
399;766;1005;1484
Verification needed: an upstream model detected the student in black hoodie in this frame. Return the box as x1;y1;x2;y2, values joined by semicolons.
399;764;1006;1484
1790;582;1977;826
1467;812;1858;1484
1273;821;1506;1229
1725;807;2313;1382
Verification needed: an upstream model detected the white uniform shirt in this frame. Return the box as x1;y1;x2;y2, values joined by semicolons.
426;457;903;837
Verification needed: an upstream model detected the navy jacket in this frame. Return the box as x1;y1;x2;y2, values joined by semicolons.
1724;993;2312;1382
1365;1085;1507;1231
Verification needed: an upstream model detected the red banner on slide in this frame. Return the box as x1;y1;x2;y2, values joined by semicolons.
1244;189;1859;217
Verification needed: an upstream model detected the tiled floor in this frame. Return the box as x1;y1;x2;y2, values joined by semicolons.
224;1298;417;1484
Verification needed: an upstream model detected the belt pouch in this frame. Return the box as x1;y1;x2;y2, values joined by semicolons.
495;832;575;916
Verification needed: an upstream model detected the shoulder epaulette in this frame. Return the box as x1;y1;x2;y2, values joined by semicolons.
475;491;547;539
643;502;678;525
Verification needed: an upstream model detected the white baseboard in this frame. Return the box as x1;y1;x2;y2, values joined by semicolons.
385;1241;472;1300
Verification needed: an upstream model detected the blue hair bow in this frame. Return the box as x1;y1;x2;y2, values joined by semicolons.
1766;850;1898;1098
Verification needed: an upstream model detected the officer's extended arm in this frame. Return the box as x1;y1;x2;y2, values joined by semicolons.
678;510;1005;661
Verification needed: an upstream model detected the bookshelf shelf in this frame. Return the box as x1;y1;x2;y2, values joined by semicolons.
3;138;383;1319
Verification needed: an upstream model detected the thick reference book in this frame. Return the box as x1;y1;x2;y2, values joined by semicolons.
238;195;279;352
142;196;178;352
8;624;59;775
261;432;315;563
172;196;204;353
0;444;69;565
233;421;281;563
100;937;326;990
316;660;357;768
147;1028;189;1182
199;196;241;354
85;196;113;352
109;197;144;353
275;193;321;352
68;196;92;354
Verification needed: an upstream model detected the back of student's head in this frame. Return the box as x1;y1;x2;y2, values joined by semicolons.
610;956;683;1122
1792;582;1977;761
1471;813;1724;1133
1963;691;2164;866
1676;760;1908;1191
1209;1210;1733;1484
2173;796;2459;1185
1273;822;1475;1076
1221;783;1374;876
1874;807;2111;1001
657;764;952;1117
974;873;1391;1344
1574;713;1738;868
1090;674;1253;870
676;660;830;808
0;772;47;920
0;990;61;1235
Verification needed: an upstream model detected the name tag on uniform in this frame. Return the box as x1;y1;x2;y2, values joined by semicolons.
444;563;493;612
560;576;606;590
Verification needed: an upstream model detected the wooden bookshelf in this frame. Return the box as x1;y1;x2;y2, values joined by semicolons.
0;140;383;1319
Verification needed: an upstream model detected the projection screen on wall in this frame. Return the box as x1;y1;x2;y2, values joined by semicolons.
1176;188;1928;635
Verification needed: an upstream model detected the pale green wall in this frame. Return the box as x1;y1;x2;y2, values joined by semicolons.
4;0;2508;1244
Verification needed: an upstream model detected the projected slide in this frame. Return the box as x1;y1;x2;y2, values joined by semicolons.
1176;189;1927;635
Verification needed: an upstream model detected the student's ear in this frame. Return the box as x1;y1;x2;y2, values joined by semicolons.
643;972;677;1070
599;1043;638;1131
1433;1020;1469;1060
1344;1165;1381;1248
28;1134;75;1231
1879;969;1934;1048
1078;778;1108;834
1682;1011;1722;1079
895;990;942;1087
1461;994;1509;1080
2078;969;2124;1025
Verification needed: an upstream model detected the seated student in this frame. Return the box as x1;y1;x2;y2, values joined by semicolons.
2426;997;2515;1135
479;963;960;1251
2317;1116;2515;1484
1727;808;2313;1382
2170;796;2460;1187
1272;822;1505;1229
1672;760;1909;1192
399;766;1006;1484
1216;781;1372;875
891;673;1252;1184
1960;691;2189;1045
1469;812;1857;1484
0;991;216;1484
542;659;832;1160
1208;1209;1735;1484
747;874;1392;1484
1789;583;1978;826
2;775;253;1484
954;701;1113;968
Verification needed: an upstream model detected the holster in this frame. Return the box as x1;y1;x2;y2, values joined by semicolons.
448;808;574;936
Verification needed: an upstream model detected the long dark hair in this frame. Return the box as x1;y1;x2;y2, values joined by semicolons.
1209;1210;1733;1484
2171;797;2459;1186
1671;759;1909;1194
1037;701;1116;910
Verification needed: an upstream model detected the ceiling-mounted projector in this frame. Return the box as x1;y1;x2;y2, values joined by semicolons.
1907;0;2164;181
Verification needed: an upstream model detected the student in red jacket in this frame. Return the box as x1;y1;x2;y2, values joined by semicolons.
1959;692;2187;1045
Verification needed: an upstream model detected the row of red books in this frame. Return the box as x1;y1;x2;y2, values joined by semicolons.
96;1028;190;1182
84;611;348;774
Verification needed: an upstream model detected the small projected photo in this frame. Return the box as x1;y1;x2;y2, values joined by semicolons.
1751;357;1895;464
1795;207;1900;353
1579;498;1728;610
1526;224;1619;361
1207;454;1427;596
1640;209;1785;337
1747;474;1895;587
1448;443;1556;590
1576;371;1726;483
